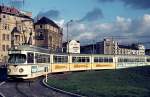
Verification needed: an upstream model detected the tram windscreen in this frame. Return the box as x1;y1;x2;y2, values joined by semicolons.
8;54;26;63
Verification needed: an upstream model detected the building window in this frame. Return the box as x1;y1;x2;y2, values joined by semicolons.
2;45;5;51
40;25;42;28
15;35;20;41
18;26;22;32
7;24;10;30
6;45;9;50
7;35;9;41
3;24;9;30
3;24;7;30
2;34;5;40
3;15;6;18
36;32;44;40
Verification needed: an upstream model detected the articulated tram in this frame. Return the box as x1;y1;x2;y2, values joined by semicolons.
7;45;150;79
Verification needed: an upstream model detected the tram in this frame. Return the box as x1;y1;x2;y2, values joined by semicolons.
7;45;150;79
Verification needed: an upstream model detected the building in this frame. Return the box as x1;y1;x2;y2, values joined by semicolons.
62;40;80;54
96;38;118;54
81;38;118;54
81;38;145;55
0;5;35;63
80;44;96;54
34;17;63;53
145;49;150;56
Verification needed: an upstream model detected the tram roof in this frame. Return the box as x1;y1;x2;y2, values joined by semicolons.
9;45;50;54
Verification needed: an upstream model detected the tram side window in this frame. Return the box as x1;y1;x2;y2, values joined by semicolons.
139;58;145;62
35;53;50;63
53;55;68;63
72;57;90;63
27;53;34;63
94;57;113;63
108;57;113;62
94;57;103;62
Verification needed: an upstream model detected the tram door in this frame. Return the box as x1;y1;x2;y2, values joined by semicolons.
44;67;48;72
27;52;34;63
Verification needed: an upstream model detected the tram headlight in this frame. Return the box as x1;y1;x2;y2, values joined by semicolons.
19;68;24;73
7;68;11;73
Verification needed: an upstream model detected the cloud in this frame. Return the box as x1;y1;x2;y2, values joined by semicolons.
54;19;65;27
36;9;60;20
79;8;104;22
97;0;150;9
63;14;150;47
122;0;150;9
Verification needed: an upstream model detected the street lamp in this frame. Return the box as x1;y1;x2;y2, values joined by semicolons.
66;20;73;53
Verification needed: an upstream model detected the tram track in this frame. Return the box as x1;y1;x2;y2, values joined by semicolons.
0;76;74;97
15;80;43;97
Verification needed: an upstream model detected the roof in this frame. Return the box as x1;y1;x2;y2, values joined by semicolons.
9;45;50;54
34;17;60;28
11;27;21;33
118;45;138;50
0;5;32;20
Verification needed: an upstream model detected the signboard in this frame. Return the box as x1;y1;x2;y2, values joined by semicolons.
8;50;21;54
31;66;37;73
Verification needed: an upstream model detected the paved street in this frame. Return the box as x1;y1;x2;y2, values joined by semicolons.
0;77;72;97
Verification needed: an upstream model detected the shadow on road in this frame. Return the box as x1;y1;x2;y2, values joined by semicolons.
0;67;7;81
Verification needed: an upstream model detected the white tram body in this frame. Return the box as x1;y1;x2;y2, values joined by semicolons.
7;45;150;79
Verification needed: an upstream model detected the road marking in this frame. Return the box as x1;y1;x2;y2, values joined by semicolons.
0;81;5;86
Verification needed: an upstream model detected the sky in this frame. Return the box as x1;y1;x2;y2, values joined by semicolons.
1;0;150;47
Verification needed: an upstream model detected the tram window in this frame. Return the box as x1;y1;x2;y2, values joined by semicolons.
104;57;108;62
35;53;50;63
141;58;145;62
135;58;139;62
27;53;34;63
53;55;68;63
94;57;113;63
72;56;90;63
94;57;98;62
8;54;26;63
108;58;113;62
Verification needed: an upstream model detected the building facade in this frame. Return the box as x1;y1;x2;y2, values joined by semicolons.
145;49;150;56
0;5;35;63
81;38;145;55
63;40;80;54
34;17;63;53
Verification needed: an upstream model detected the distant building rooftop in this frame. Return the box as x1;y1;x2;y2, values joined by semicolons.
0;5;32;19
34;17;60;28
118;45;138;50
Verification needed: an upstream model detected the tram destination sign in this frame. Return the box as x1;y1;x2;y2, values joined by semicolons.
8;50;21;54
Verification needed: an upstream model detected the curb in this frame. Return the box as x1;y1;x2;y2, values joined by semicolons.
42;78;86;97
0;92;5;97
0;82;5;97
0;82;5;86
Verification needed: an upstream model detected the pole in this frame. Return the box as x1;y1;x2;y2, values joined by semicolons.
45;67;48;83
46;72;47;83
67;23;69;53
66;20;73;54
93;40;95;54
